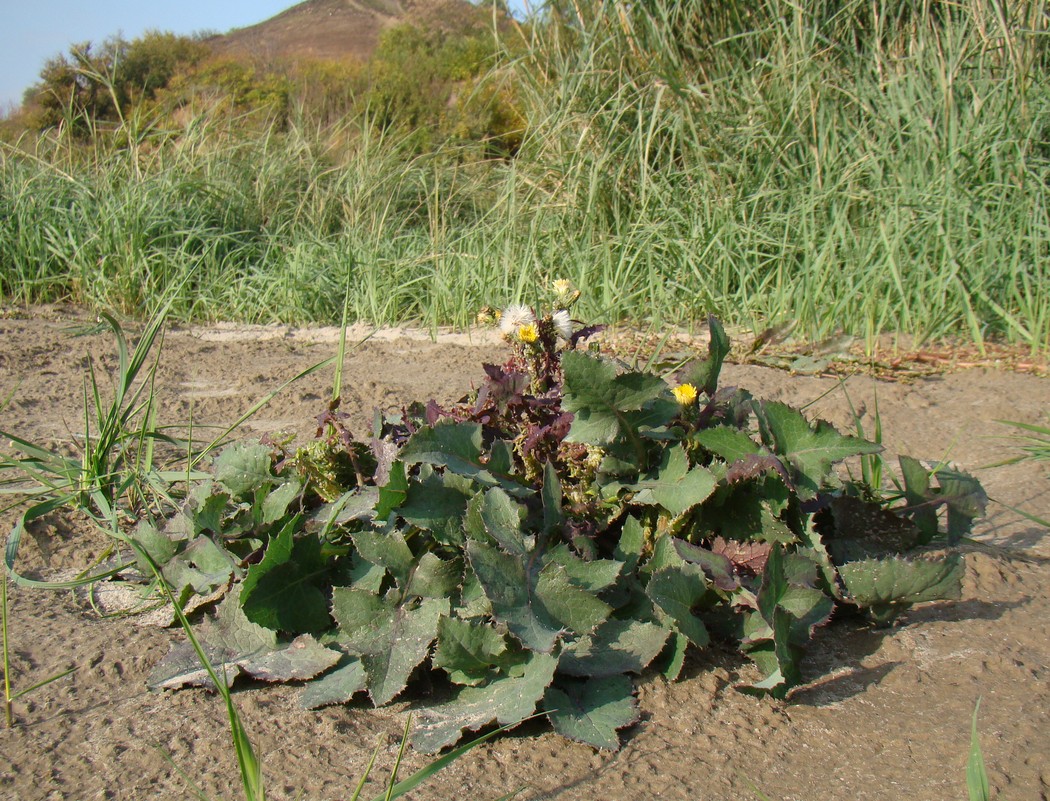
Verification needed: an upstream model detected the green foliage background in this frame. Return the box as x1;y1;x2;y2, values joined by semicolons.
0;0;1047;351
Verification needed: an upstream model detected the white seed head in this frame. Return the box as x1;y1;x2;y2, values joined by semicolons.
551;309;573;340
499;304;535;336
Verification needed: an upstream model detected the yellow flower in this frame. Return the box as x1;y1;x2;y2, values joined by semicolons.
672;383;698;406
517;323;540;344
551;278;580;306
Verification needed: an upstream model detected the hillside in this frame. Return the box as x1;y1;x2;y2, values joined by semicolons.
210;0;498;64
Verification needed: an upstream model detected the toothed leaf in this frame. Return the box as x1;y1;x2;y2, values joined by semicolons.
300;656;367;710
544;675;638;750
331;589;447;706
412;651;557;753
561;351;673;445
756;401;881;499
559;618;670;677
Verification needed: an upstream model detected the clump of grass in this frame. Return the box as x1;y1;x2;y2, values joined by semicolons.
987;418;1050;528
0;0;1047;351
994;420;1050;467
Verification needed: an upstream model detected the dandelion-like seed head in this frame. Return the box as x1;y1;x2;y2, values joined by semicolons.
672;383;698;406
500;304;535;336
517;323;540;344
551;309;573;340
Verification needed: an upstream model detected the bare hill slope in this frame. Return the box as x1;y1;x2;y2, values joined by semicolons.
211;0;496;63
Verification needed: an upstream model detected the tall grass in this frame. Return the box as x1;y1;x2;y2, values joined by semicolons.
0;0;1046;350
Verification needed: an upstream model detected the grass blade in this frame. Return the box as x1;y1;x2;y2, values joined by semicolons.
967;699;991;801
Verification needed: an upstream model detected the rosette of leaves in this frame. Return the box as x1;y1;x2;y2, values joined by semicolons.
152;314;984;753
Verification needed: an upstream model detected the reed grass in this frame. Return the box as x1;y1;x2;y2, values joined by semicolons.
0;0;1046;351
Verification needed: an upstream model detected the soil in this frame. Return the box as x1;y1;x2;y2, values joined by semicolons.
0;306;1047;801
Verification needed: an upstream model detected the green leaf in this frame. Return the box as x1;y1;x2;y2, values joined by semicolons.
331;589;447;706
797;516;841;598
559;618;670;677
300;655;367;710
205;584;277;655
645;531;687;573
898;459;988;545
541;461;563;536
544;675;639;750
633;446;716;516
479;487;528;555
399;469;471;535
147;642;244;690
314;489;381;532
375;460;409;520
654;631;689;681
536;562;613;635
899;456;938;540
740;608;799;697
412;651;558;753
822;495;924;563
756;401;881;499
686;316;731;396
188;487;230;536
162;535;238;596
346;552;387;594
240;521;333;635
149;634;340;691
243;634;342;682
838;553;964;612
404;553;462;599
433;616;516;686
185;534;239;575
937;467;987;544
699;479;795;544
614;515;645;572
561;351;671;445
214;442;275;497
467;541;611;653
351;528;414;586
466;541;557;649
130;519;176;570
149;585;339;692
739;546;834;698
400;420;528;495
261;478;301;525
488;439;515;476
544;546;623;593
693;425;761;464
673;540;739;592
645;564;710;647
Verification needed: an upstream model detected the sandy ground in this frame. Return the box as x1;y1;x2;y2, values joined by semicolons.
0;306;1047;801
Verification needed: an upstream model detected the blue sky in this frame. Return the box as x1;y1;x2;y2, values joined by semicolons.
1;0;530;111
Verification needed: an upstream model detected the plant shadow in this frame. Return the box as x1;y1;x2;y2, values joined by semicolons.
789;595;1028;707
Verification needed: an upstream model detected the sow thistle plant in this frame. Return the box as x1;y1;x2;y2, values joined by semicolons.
144;282;987;753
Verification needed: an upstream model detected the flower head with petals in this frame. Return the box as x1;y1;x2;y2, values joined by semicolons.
517;323;540;344
672;383;698;406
